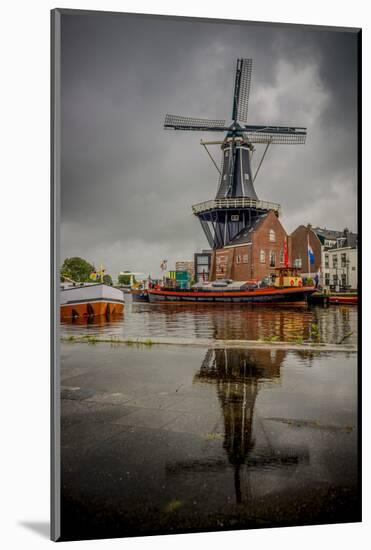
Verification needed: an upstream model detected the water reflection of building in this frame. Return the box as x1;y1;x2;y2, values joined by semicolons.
191;305;314;342
193;348;308;504
132;301;356;346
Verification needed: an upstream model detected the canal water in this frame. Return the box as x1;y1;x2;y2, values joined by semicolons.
60;340;359;540
61;294;358;345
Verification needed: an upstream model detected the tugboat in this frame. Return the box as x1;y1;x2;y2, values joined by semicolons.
147;267;315;305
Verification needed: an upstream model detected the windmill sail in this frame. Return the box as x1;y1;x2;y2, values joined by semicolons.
232;58;252;123
164;114;226;132
244;125;307;145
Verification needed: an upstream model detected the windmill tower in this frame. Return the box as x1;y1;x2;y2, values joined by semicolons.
164;59;307;249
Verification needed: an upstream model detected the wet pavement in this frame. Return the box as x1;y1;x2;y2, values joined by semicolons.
60;342;359;540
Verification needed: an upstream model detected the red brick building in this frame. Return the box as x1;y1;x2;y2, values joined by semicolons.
210;210;288;282
289;224;322;276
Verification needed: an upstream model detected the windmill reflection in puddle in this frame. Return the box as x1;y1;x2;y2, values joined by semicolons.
168;348;309;505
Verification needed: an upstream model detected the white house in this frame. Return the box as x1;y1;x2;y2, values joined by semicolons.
323;246;357;290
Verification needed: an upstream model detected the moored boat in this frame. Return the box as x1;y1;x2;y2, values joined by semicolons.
147;267;315;305
60;283;125;320
131;288;150;303
147;285;316;304
329;293;358;305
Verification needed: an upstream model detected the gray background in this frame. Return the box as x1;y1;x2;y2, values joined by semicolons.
61;13;358;278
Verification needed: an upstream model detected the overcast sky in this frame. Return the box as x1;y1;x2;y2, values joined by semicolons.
60;11;358;278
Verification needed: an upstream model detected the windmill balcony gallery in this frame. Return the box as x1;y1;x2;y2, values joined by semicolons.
192;197;281;216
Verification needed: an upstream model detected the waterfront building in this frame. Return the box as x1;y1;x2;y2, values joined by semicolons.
290;225;357;287
324;246;357;290
211;210;288;281
194;250;212;282
290;225;322;278
175;260;195;280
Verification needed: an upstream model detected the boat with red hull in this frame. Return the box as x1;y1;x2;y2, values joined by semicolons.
329;294;358;305
147;285;316;304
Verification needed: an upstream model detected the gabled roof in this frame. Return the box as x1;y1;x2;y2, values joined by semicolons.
225;214;267;247
313;226;357;248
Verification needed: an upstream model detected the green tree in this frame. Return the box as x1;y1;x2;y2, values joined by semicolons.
61;257;94;282
118;273;135;285
103;274;113;285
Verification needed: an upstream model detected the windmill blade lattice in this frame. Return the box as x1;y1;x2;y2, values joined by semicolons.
246;132;306;145
232;58;252;123
164;114;226;132
243;125;307;145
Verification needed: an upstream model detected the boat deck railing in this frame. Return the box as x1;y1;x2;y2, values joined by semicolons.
192;197;281;215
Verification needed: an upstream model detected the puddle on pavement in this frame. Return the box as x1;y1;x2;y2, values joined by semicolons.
60;343;359;540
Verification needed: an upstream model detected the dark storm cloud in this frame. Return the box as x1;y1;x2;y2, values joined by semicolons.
60;12;358;277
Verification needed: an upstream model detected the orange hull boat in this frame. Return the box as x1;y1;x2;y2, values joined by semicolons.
60;283;125;321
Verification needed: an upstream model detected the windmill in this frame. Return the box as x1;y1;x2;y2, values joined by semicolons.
164;59;307;249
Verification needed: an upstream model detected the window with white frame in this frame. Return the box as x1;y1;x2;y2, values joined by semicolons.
270;251;276;267
260;250;265;263
243;254;248;264
294;258;302;268
279;249;284;263
269;229;276;242
236;255;241;264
